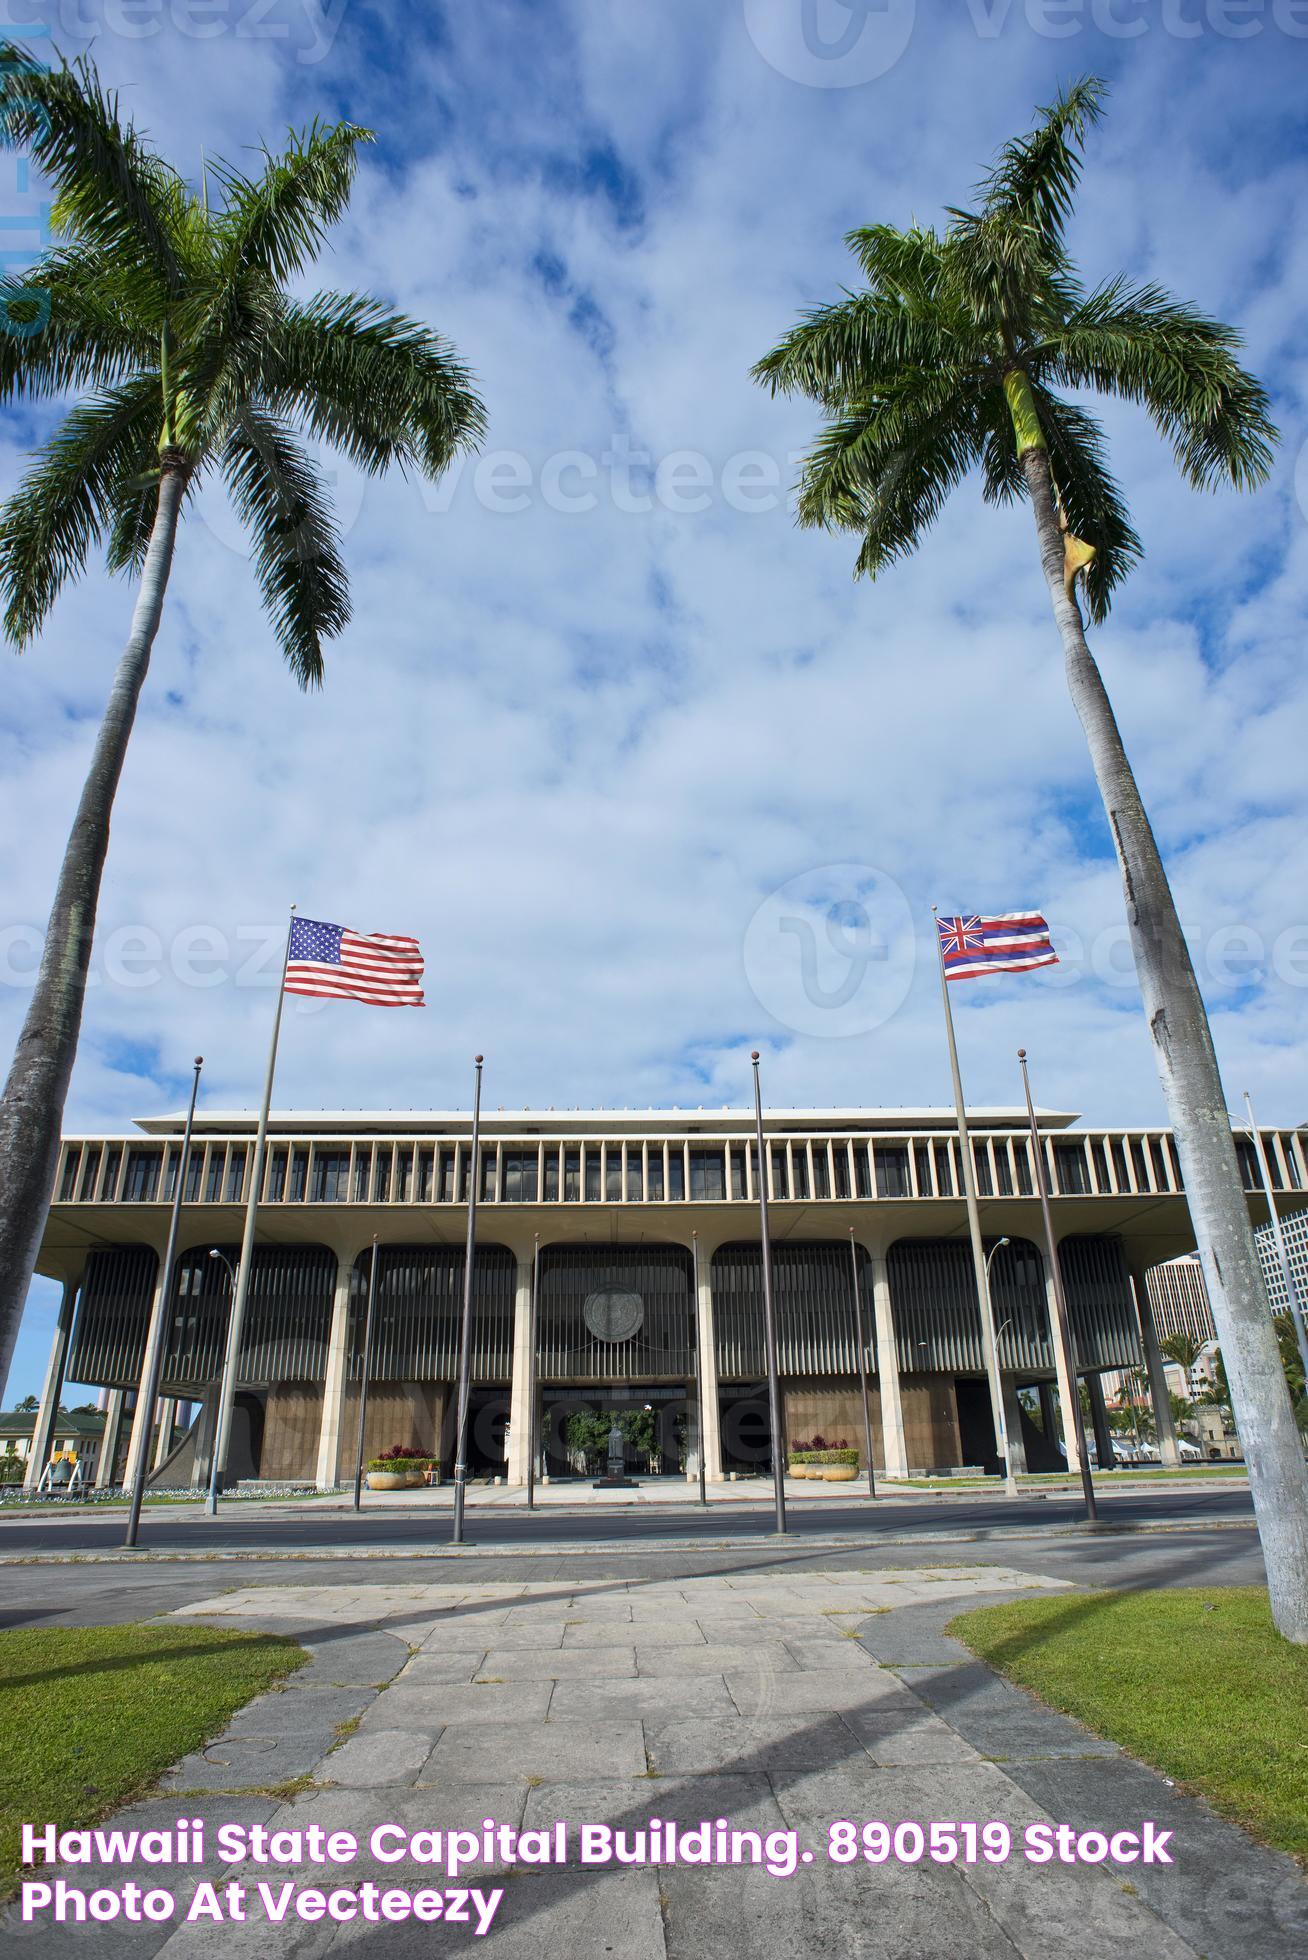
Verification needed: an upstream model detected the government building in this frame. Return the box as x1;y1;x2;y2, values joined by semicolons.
23;1102;1307;1490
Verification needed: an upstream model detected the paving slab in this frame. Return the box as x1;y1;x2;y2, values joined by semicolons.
547;1675;735;1720
635;1640;799;1676
419;1717;648;1784
474;1645;635;1680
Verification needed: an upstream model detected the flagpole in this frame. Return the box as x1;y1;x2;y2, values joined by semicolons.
932;909;1016;1498
752;1051;787;1535
691;1231;707;1507
352;1236;380;1512
123;1055;203;1548
526;1232;539;1511
1018;1047;1097;1520
451;1055;483;1545
1243;1091;1308;1384
206;907;296;1517
849;1229;876;1500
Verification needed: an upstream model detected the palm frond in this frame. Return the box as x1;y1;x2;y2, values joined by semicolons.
1041;282;1277;491
220;407;350;687
0;242;161;401
210;121;373;283
752;288;978;406
976;76;1106;247
1034;386;1143;620
0;377;162;645
0;42;184;290
256;292;487;475
844;225;946;307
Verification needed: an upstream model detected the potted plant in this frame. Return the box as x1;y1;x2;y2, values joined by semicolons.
787;1439;860;1482
366;1445;429;1491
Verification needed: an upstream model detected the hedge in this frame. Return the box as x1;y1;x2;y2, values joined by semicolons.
788;1448;859;1467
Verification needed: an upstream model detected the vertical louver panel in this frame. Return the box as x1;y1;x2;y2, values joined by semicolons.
886;1238;1051;1372
536;1244;693;1382
348;1244;514;1382
159;1245;337;1388
1059;1236;1140;1369
711;1240;873;1380
66;1246;159;1386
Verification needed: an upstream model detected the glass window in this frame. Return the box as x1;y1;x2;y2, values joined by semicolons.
606;1147;622;1203
544;1149;560;1202
395;1148;414;1203
853;1147;872;1199
1053;1144;1090;1196
101;1145;122;1199
480;1151;498;1202
205;1150;225;1204
585;1148;601;1202
646;1150;664;1201
1167;1138;1186;1190
1280;1137;1300;1190
812;1146;831;1200
1234;1136;1261;1190
791;1148;809;1200
667;1150;684;1202
502;1151;538;1202
310;1150;349;1202
564;1149;581;1201
994;1145;1014;1196
1149;1137;1171;1191
183;1147;203;1202
689;1149;725;1201
351;1150;369;1202
1130;1138;1150;1191
833;1147;851;1199
225;1148;246;1204
971;1144;993;1198
288;1147;309;1202
369;1149;389;1204
438;1149;455;1202
418;1148;435;1202
458;1151;470;1203
1090;1139;1109;1193
78;1146;101;1201
730;1147;747;1200
913;1145;932;1196
59;1151;80;1202
1012;1138;1032;1196
875;1146;910;1199
626;1151;644;1202
1110;1137;1129;1190
771;1146;789;1200
267;1147;288;1202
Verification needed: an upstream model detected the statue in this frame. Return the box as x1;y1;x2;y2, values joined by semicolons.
607;1419;625;1479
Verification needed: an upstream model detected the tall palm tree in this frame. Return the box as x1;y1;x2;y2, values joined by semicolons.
752;79;1308;1640
1159;1332;1205;1376
0;45;485;1396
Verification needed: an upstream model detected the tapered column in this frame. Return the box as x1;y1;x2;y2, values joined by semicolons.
96;1389;127;1488
152;1398;178;1470
1001;1379;1029;1474
1086;1373;1116;1469
24;1275;81;1489
191;1394;219;1491
696;1251;723;1482
870;1248;908;1478
123;1261;173;1495
1130;1271;1181;1467
315;1253;356;1490
1037;1381;1058;1441
506;1251;535;1485
1042;1261;1086;1477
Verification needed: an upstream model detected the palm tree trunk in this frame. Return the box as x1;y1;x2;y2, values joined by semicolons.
1021;438;1308;1642
0;453;189;1397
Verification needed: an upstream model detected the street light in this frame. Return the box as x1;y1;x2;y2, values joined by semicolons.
983;1237;1019;1498
205;1250;237;1517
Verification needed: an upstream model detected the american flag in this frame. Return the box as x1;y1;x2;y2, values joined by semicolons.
284;916;425;1007
938;912;1058;982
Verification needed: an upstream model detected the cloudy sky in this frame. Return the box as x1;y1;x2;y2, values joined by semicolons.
3;0;1306;1398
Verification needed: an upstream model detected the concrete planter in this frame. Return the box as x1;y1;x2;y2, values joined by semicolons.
788;1463;812;1479
366;1471;406;1491
821;1465;858;1482
404;1471;426;1488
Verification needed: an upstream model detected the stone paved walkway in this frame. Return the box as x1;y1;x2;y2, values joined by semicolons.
7;1565;1304;1959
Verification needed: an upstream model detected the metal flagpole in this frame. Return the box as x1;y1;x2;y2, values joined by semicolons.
932;910;1016;1497
1244;1091;1308;1384
451;1055;484;1545
526;1233;539;1511
1018;1047;1097;1521
207;908;296;1516
849;1229;876;1500
751;1052;787;1534
691;1232;707;1506
124;1056;203;1548
352;1236;380;1512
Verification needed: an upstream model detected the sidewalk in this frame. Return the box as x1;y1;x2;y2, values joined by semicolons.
7;1561;1302;1958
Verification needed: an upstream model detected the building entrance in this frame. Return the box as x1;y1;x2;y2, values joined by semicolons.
540;1383;689;1477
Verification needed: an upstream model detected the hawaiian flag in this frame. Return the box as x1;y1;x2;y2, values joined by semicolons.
938;911;1058;982
284;916;425;1006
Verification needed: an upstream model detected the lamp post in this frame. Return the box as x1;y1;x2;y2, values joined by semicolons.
848;1231;876;1500
751;1052;787;1535
205;1249;237;1516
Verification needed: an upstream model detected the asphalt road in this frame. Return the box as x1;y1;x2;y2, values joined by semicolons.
0;1482;1257;1555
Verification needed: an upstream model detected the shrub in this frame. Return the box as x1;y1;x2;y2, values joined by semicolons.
788;1448;859;1468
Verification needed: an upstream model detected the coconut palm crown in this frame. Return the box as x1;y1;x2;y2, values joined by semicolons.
752;76;1274;623
0;41;485;677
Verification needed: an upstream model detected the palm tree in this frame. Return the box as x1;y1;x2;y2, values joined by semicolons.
0;45;485;1397
752;79;1308;1640
1159;1332;1204;1378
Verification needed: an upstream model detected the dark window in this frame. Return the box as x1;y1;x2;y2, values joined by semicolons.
78;1146;101;1201
59;1151;80;1202
480;1151;498;1202
288;1147;309;1202
689;1150;725;1201
971;1144;993;1198
585;1149;601;1202
914;1145;933;1196
1234;1136;1261;1189
369;1150;389;1203
1130;1139;1151;1191
994;1146;1014;1196
205;1151;224;1204
543;1149;560;1202
564;1149;581;1201
458;1151;470;1203
438;1150;455;1202
730;1147;747;1200
101;1145;122;1198
418;1148;435;1202
267;1147;288;1202
626;1152;643;1202
395;1148;414;1203
1167;1138;1186;1190
225;1148;246;1204
502;1151;538;1202
771;1146;789;1200
183;1147;203;1202
1148;1138;1171;1191
853;1147;871;1199
1281;1138;1301;1190
1110;1137;1129;1191
813;1147;831;1200
932;1141;953;1197
606;1147;622;1203
875;1146;911;1198
1090;1140;1109;1193
311;1151;349;1202
667;1150;684;1202
1012;1138;1033;1196
791;1148;809;1200
646;1151;664;1202
1054;1144;1090;1196
833;1147;851;1199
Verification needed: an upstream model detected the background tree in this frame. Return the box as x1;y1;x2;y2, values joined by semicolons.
1159;1332;1204;1375
0;45;485;1398
753;78;1308;1640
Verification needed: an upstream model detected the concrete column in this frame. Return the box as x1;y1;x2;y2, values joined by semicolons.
315;1253;356;1490
122;1260;172;1496
1001;1378;1029;1474
96;1389;127;1489
24;1275;80;1489
870;1249;909;1478
1131;1272;1181;1467
1037;1381;1058;1441
1086;1373;1116;1470
191;1394;219;1492
506;1252;535;1485
1043;1263;1087;1477
696;1248;724;1482
152;1398;178;1470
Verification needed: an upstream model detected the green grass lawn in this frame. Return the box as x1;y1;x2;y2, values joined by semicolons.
0;1623;307;1894
950;1586;1308;1861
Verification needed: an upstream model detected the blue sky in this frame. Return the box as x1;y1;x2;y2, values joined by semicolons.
2;1;1307;1400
